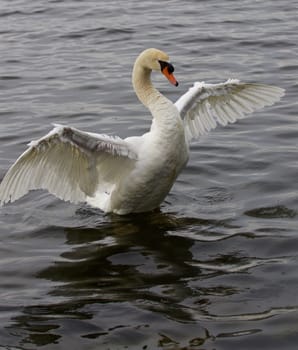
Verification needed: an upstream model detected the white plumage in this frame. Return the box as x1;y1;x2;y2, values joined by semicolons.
0;49;284;214
175;79;284;141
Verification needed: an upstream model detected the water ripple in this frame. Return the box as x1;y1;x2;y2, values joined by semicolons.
190;256;289;273
245;205;297;219
193;306;298;322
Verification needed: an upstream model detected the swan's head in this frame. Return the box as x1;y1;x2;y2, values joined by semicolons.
137;48;178;87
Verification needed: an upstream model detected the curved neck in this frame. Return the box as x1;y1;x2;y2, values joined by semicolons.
132;62;162;110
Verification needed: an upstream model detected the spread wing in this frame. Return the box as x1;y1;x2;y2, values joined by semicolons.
0;124;137;205
175;79;285;142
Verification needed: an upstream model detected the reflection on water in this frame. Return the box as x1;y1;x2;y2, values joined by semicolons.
7;212;204;348
3;208;297;349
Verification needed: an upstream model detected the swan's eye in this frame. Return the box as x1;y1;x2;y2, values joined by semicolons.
159;60;175;73
167;63;174;74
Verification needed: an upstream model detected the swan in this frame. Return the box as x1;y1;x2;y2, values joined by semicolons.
0;48;284;215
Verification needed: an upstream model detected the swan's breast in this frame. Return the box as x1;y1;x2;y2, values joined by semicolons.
110;115;189;214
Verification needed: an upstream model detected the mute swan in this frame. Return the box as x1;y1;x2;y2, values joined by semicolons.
0;48;284;215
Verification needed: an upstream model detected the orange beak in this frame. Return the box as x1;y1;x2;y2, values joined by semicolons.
162;65;179;87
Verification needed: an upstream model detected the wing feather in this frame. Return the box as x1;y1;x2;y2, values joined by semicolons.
175;79;284;142
0;124;137;205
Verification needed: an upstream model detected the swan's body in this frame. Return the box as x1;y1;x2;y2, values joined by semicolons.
0;48;284;214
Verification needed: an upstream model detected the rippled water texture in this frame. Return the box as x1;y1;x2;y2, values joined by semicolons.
0;0;297;349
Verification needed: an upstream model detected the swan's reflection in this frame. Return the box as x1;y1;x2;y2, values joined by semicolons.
8;209;286;349
8;211;220;348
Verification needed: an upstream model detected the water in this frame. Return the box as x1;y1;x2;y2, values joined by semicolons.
0;0;297;349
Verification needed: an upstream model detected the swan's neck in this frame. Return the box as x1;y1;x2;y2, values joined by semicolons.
132;57;182;137
132;64;163;110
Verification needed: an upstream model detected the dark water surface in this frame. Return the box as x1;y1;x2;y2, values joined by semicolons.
0;0;298;349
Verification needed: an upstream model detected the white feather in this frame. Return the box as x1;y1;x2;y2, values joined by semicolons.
175;79;285;142
0;125;137;206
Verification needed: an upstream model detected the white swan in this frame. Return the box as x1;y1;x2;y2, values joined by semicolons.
0;48;284;215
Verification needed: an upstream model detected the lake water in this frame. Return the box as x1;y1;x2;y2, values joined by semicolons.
0;0;297;349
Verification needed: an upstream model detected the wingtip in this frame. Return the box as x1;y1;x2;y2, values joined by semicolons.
269;85;286;102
